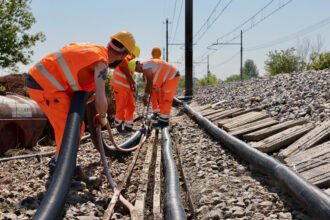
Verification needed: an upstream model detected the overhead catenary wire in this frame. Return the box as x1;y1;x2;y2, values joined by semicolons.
193;0;234;44
212;51;240;68
171;0;184;45
246;16;330;51
196;0;294;63
212;0;275;45
169;0;178;41
193;0;223;39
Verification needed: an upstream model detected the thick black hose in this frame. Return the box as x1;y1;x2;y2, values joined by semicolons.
182;102;330;220
33;91;89;220
162;127;186;220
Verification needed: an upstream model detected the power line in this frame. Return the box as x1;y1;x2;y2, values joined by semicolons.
194;0;234;44
213;51;240;68
193;0;223;39
169;0;178;40
172;0;184;44
212;0;275;45
197;0;293;62
246;16;330;51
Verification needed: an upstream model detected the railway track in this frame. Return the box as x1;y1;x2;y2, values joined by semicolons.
0;100;329;219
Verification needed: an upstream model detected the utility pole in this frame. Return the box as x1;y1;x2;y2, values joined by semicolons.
210;30;243;80
185;0;193;97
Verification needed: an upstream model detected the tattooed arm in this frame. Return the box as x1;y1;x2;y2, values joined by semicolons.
94;62;108;117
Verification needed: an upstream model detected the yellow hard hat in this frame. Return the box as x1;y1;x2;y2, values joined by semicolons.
128;60;138;72
152;46;161;59
111;31;135;54
127;45;140;59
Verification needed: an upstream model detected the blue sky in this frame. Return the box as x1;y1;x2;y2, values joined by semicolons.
12;0;330;80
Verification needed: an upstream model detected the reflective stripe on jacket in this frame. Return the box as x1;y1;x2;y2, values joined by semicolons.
28;42;108;93
142;58;178;89
110;57;134;90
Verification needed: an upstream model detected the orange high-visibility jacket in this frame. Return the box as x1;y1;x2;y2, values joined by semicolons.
142;58;179;90
29;42;108;93
110;57;134;90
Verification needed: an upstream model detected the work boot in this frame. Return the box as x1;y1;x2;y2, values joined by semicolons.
73;166;101;187
70;180;87;191
151;112;159;120
47;157;57;175
46;158;100;189
152;120;169;128
115;124;123;133
45;175;86;191
114;119;123;133
123;126;133;133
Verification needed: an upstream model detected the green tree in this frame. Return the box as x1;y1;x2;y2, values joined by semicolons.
197;74;219;86
264;48;299;76
242;59;259;78
308;51;330;70
0;0;46;69
178;75;185;88
105;69;113;95
224;73;250;82
134;73;144;95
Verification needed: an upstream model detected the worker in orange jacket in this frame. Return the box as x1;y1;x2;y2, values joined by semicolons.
149;47;162;119
128;58;180;128
110;45;140;132
26;31;135;188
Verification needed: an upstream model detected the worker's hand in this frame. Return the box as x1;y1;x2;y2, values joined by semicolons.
130;82;137;92
142;94;148;106
86;93;96;104
93;113;108;127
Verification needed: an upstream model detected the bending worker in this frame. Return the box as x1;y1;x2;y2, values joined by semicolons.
26;31;135;187
110;45;140;132
149;46;162;119
128;58;180;128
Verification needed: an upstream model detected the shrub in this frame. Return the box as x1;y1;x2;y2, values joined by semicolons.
224;73;250;82
197;74;219;86
264;48;299;75
308;51;330;70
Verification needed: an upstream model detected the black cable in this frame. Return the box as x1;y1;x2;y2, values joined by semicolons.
162;127;186;220
33;91;89;220
0;151;55;163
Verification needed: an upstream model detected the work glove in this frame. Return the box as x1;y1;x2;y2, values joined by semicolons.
93;113;108;127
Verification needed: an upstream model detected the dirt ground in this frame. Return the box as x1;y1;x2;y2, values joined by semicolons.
0;73;28;96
